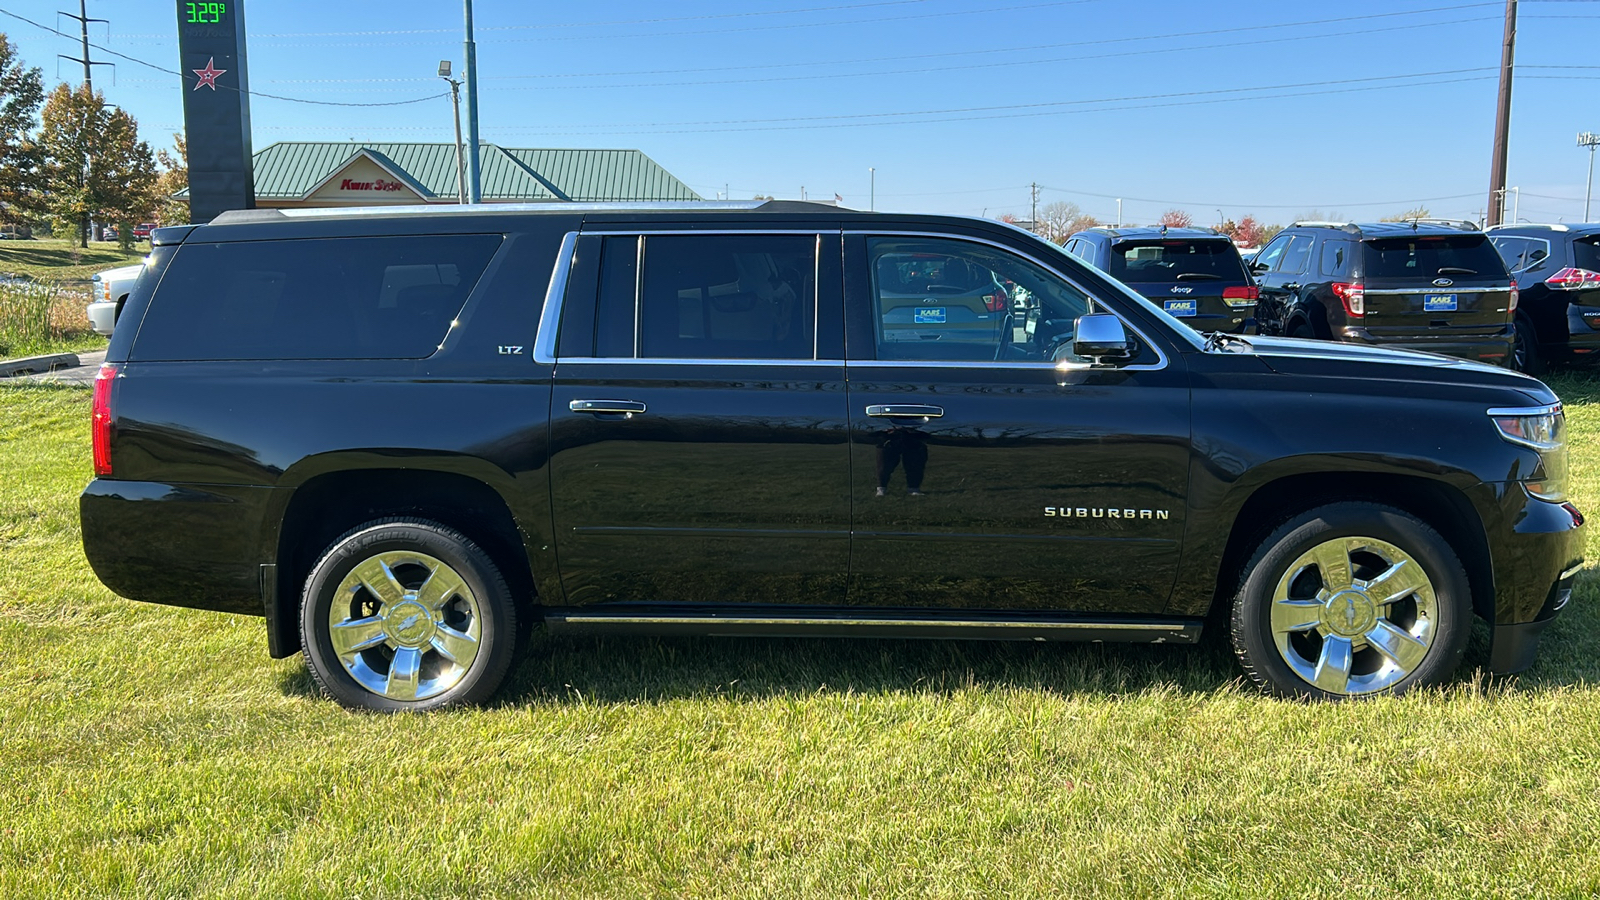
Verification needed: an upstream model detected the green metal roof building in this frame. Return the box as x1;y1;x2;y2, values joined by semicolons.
245;142;700;207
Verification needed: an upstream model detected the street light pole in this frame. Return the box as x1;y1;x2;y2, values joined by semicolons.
439;61;467;204
869;167;875;211
1581;132;1600;221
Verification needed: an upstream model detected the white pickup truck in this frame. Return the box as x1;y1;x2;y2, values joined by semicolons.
88;263;145;336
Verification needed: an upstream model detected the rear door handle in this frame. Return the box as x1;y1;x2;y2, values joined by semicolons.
569;399;647;416
866;404;944;418
1283;283;1301;291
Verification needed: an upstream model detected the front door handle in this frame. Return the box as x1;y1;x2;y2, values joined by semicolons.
1283;282;1301;291
866;404;944;418
570;399;647;417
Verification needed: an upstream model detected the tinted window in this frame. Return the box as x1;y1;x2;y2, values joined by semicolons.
1573;236;1600;271
633;234;816;360
594;235;639;358
1490;236;1528;272
1278;235;1313;275
1361;234;1507;280
1107;240;1246;283
867;236;1091;362
134;235;501;361
1319;240;1352;277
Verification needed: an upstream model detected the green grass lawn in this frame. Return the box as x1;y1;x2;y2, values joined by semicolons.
3;376;1600;898
0;238;146;284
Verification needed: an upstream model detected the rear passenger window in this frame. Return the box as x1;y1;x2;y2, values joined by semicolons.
593;234;817;360
1320;241;1350;277
133;235;501;360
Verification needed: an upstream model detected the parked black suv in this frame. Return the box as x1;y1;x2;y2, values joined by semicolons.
1251;221;1517;366
1488;223;1600;373
81;202;1582;711
1064;226;1256;333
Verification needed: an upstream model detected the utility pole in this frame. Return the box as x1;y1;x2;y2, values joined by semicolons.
438;61;468;204
1117;198;1122;227
869;167;875;211
58;0;111;90
1487;0;1517;227
1030;182;1039;233
1580;132;1600;221
463;0;482;203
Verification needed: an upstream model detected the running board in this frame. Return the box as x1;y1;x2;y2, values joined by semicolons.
542;606;1202;644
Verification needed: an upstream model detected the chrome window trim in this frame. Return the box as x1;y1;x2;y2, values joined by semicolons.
846;229;1170;371
549;614;1185;631
632;234;644;357
279;201;768;219
532;231;579;365
581;229;829;236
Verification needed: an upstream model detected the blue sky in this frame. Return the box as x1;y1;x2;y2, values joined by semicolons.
3;0;1600;225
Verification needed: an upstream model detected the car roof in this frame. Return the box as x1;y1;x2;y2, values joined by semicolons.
1287;220;1484;238
1487;222;1600;237
1079;225;1227;241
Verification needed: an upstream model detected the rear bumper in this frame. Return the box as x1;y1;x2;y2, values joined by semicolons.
80;478;277;617
86;301;116;337
1337;324;1515;366
1553;305;1600;363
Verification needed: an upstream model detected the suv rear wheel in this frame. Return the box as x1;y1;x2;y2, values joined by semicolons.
1512;314;1544;375
1230;502;1471;699
300;518;518;712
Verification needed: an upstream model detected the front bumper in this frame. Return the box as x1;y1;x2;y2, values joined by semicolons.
86;301;116;337
1487;494;1585;674
1337;324;1515;367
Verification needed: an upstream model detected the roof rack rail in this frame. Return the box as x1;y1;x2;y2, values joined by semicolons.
1485;222;1570;232
1290;221;1358;231
1397;217;1480;231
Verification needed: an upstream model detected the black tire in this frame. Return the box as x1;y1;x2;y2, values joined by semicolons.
300;518;518;712
1287;318;1316;339
1512;315;1544;375
1229;502;1472;700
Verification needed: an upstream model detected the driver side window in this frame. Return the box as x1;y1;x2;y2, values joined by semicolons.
866;236;1091;362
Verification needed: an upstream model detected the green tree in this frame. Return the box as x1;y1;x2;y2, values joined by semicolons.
38;83;158;248
0;34;45;224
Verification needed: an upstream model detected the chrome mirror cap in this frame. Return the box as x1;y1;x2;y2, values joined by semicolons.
1073;313;1133;363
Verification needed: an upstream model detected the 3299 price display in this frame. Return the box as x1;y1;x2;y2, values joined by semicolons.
185;2;226;24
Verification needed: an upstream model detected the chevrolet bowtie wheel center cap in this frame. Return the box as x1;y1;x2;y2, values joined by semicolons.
384;599;436;648
1322;589;1377;638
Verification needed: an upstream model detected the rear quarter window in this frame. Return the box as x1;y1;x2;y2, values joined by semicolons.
1573;236;1600;271
131;234;503;361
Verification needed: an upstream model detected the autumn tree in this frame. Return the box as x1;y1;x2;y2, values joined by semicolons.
38;83;158;247
153;133;188;225
1159;208;1193;228
1379;205;1431;223
0;34;45;223
1258;223;1284;244
1034;201;1101;243
1231;214;1264;246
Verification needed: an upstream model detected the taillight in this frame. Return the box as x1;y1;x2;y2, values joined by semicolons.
985;289;1008;312
1509;281;1519;312
92;363;118;476
1331;282;1365;318
1222;285;1259;308
1544;267;1600;289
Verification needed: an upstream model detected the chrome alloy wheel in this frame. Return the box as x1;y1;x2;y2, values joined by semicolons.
1269;536;1438;696
327;550;483;702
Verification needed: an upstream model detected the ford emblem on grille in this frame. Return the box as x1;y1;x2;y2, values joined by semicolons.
1433;278;1454;287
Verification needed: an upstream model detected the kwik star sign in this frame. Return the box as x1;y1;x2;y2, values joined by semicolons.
177;0;255;222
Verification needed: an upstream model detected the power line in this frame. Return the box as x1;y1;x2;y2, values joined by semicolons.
0;6;448;107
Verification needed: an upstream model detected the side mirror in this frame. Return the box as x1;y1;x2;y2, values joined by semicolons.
1250;261;1269;275
1072;313;1134;364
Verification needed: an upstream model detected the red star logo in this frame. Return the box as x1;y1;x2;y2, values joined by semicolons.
192;57;226;91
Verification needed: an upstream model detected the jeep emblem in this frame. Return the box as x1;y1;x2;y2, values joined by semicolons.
1170;286;1193;294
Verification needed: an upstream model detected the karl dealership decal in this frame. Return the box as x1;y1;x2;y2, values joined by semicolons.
1045;506;1171;520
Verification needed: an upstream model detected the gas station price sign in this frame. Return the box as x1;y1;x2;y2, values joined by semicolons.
184;2;227;25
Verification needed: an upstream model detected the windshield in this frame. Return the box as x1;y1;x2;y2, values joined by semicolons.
1108;240;1247;283
1361;234;1507;280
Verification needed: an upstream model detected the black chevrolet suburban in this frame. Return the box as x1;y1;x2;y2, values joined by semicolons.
81;202;1584;711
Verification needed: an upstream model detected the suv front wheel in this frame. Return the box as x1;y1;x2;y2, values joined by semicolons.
1230;502;1471;699
300;518;519;712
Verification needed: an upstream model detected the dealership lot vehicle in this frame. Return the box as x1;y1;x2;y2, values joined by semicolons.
1064;226;1257;333
1488;222;1600;373
87;263;144;337
132;223;155;242
79;202;1582;711
1251;221;1517;366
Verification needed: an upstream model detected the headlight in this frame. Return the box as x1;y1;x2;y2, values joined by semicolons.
1490;405;1567;501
